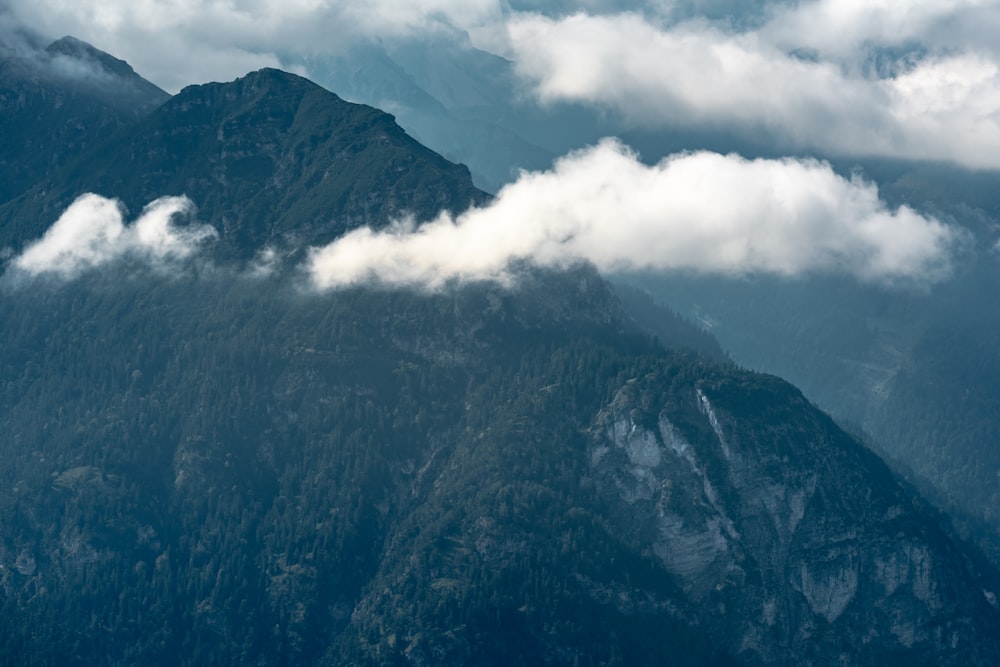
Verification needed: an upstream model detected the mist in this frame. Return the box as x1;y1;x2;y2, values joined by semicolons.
307;140;957;291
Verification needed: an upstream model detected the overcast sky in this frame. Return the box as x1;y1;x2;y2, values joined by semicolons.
3;0;993;288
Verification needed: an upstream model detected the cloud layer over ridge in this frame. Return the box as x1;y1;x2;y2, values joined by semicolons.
4;143;956;290
307;140;958;290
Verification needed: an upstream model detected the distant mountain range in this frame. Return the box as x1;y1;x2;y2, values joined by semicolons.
1;36;999;666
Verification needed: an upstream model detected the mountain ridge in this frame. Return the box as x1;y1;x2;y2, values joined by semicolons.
0;66;488;258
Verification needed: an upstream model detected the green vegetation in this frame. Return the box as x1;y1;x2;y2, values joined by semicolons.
0;267;997;665
0;270;727;666
0;68;488;257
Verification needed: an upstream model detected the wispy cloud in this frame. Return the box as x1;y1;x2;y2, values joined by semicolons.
307;140;958;290
4;0;503;93
11;193;216;280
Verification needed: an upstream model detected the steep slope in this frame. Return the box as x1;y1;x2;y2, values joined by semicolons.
0;67;488;257
0;35;169;205
330;314;1000;666
624;219;1000;565
296;38;556;192
0;269;998;666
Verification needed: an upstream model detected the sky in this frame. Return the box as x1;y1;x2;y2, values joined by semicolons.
2;0;995;288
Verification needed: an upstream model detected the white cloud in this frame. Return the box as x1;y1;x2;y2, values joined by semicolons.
880;53;1000;167
505;11;1000;169
762;0;1000;62
508;14;876;131
4;146;958;291
245;247;281;279
306;140;957;290
12;193;217;279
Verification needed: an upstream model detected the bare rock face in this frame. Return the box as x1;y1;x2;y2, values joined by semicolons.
589;371;1000;665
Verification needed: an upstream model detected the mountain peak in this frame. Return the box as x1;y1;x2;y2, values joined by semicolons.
0;34;169;205
1;66;488;257
45;35;139;80
181;66;325;99
42;35;168;105
243;66;310;84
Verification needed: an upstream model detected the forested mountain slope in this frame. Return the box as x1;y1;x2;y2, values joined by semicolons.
2;269;999;665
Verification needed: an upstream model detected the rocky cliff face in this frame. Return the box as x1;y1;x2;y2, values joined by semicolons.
590;371;1000;665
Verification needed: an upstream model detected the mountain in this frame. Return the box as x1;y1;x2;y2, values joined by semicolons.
294;38;557;192
2;266;999;666
2;47;1000;665
291;33;802;193
296;30;1000;568
621;197;1000;564
0;35;169;206
0;67;488;258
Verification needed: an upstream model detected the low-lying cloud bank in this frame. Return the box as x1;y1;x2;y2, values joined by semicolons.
5;144;957;290
307;140;957;290
4;0;504;93
12;193;216;280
